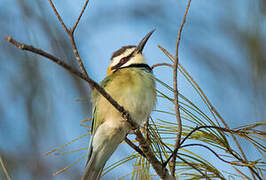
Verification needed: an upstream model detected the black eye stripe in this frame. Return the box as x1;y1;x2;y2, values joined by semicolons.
111;49;136;70
111;56;130;70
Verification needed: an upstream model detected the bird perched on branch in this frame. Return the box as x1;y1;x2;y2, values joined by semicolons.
81;30;157;180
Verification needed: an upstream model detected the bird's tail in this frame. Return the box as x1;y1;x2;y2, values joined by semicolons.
81;125;127;180
81;153;104;180
81;136;104;180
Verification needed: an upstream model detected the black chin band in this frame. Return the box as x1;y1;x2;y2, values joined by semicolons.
117;63;152;73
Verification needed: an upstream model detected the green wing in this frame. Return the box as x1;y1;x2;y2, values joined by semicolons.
90;74;113;135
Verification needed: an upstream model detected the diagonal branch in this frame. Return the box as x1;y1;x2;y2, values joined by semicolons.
0;155;11;180
124;137;146;157
5;36;173;180
135;129;174;180
69;35;89;79
5;36;137;129
48;0;89;79
171;0;192;176
48;0;70;34
71;0;90;34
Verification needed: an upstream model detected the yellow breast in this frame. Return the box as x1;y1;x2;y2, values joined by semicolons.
96;68;156;126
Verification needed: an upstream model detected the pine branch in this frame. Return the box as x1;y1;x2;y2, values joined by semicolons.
171;0;192;176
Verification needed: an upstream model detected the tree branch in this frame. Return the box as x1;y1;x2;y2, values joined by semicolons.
179;143;252;167
0;155;11;180
5;36;173;179
135;129;175;180
71;0;90;33
5;36;138;129
180;125;247;146
124;137;145;157
47;0;70;34
48;0;89;79
152;63;173;69
171;0;192;176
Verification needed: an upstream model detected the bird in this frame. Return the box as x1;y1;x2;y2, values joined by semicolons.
81;30;157;180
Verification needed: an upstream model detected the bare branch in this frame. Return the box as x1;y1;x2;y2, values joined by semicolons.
0;155;11;180
124;137;145;157
48;0;70;34
6;36;173;179
69;35;89;78
135;129;175;180
171;0;192;175
151;63;173;69
5;36;138;129
180;125;248;146
71;0;90;34
179;143;253;167
48;0;89;79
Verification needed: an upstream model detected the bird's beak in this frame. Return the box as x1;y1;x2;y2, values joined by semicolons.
134;29;155;54
107;64;113;75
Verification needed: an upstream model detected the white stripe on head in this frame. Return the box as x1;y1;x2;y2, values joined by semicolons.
120;53;146;68
110;47;136;68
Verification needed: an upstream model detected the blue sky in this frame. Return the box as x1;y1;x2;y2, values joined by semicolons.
0;0;265;179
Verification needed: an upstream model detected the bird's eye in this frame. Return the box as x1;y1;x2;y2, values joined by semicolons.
120;57;127;63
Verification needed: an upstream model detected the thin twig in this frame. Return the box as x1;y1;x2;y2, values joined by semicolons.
231;166;252;180
69;36;89;79
125;137;146;157
164;125;256;166
179;143;252;167
69;0;90;79
176;155;210;179
71;0;90;33
0;155;11;180
171;0;192;176
48;0;70;34
152;63;173;69
180;125;245;146
48;0;89;79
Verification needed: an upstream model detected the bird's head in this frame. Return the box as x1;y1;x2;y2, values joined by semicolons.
107;30;155;75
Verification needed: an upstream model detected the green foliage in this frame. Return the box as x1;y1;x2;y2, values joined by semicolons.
100;46;265;179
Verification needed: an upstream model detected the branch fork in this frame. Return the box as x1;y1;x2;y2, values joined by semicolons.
6;0;172;179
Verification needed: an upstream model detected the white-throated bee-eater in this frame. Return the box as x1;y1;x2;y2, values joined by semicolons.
82;30;157;180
